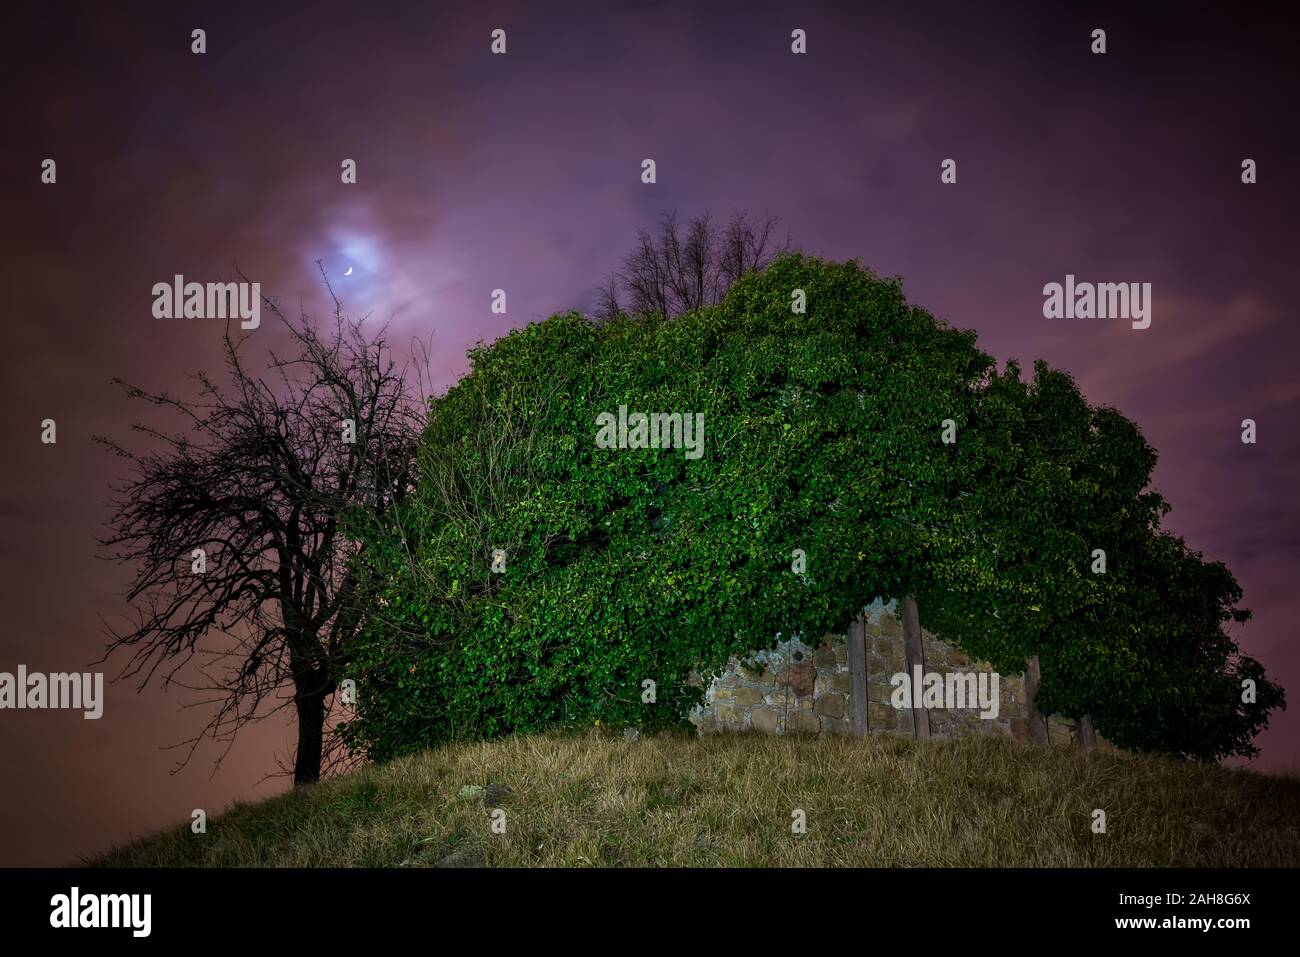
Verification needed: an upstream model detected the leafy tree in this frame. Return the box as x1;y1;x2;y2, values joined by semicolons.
347;254;1282;763
919;361;1282;758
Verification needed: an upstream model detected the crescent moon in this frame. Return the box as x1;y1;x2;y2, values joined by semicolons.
344;266;353;276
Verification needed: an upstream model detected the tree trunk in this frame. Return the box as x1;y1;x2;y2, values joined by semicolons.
293;681;328;785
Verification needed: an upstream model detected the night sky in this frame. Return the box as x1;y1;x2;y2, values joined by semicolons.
2;0;1297;865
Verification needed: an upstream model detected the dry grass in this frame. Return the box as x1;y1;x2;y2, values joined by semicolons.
93;731;1300;867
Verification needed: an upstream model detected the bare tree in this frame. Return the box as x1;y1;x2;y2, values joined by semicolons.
595;210;790;322
97;269;425;785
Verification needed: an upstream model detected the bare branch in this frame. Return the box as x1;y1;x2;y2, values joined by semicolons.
96;286;427;785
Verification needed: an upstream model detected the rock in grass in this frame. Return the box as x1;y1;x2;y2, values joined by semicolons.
458;784;485;801
435;846;484;868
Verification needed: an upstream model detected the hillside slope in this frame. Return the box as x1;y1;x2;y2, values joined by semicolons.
95;732;1300;867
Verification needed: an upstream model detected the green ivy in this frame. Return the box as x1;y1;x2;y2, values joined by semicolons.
344;255;1283;763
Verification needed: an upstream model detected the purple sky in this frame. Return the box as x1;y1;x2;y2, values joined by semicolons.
2;0;1297;865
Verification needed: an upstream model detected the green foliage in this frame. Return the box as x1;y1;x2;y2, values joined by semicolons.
917;361;1282;758
345;255;1283;763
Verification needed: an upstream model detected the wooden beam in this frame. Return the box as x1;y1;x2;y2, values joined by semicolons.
900;596;930;739
846;611;869;737
1076;713;1097;749
1024;655;1049;745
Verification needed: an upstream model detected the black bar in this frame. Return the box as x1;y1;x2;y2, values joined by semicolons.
0;867;1288;944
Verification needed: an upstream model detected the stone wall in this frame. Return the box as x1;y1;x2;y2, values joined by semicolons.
689;599;1080;744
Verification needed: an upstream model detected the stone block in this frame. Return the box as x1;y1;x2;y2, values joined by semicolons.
738;662;764;682
866;700;891;727
777;663;816;697
691;714;718;735
734;686;764;707
750;707;780;733
788;712;820;734
815;692;846;719
1047;718;1073;747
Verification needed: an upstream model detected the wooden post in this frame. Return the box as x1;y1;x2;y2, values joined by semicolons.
1024;655;1049;745
900;595;930;739
846;611;869;737
1076;713;1097;749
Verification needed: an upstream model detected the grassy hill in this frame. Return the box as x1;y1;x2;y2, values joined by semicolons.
94;732;1300;867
